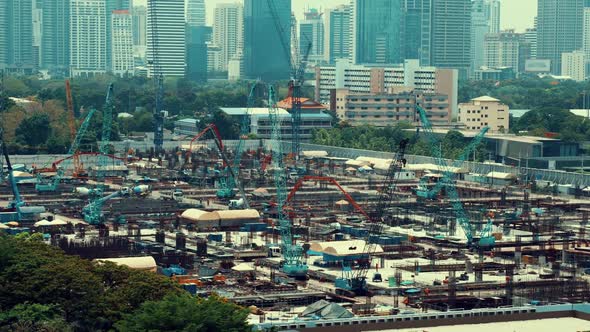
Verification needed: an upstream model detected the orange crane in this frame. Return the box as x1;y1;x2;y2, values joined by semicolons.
65;80;85;177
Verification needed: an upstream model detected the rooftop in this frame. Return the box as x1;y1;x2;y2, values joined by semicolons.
471;95;500;102
220;107;290;116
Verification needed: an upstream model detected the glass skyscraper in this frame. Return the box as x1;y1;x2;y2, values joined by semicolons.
351;0;402;64
243;0;291;81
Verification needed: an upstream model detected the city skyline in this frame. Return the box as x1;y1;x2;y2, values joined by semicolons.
131;0;538;33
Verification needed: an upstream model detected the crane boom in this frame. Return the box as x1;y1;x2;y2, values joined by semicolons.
268;85;307;278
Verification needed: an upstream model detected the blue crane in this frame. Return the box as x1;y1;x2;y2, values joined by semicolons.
268;85;308;278
148;3;164;153
36;108;97;193
415;126;489;199
415;105;494;248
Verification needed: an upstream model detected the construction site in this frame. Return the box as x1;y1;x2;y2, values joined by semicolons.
3;78;590;331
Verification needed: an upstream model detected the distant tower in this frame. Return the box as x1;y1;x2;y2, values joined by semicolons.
1;0;34;74
69;0;107;77
324;4;351;64
41;0;70;75
299;8;324;64
147;0;185;77
111;10;134;76
213;2;243;72
186;0;206;26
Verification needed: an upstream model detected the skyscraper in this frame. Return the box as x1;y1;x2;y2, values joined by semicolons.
431;0;472;78
525;27;537;59
186;0;205;26
484;30;526;71
69;0;107;76
41;0;69;74
537;0;584;74
351;0;402;64
324;5;351;64
111;10;134;76
32;0;42;68
132;6;147;47
212;3;243;72
583;6;590;70
402;0;432;65
243;0;291;81
471;0;489;72
186;25;211;82
147;0;185;77
484;0;500;33
299;8;324;64
105;0;131;71
0;0;35;73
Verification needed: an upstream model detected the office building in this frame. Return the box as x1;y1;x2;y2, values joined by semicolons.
41;0;69;74
212;2;243;72
299;8;324;64
525;27;537;59
537;0;584;74
146;0;185;77
324;5;351;64
351;0;402;64
244;0;291;81
186;25;211;82
0;0;35;74
484;30;528;73
333;89;450;127
402;0;432;65
561;50;586;81
471;0;489;72
105;0;131;69
132;6;147;47
186;0;205;26
32;1;42;68
484;0;500;34
111;10;134;76
228;53;244;81
315;59;459;116
431;0;472;78
584;7;590;71
458;96;509;133
473;66;516;81
69;0;107;76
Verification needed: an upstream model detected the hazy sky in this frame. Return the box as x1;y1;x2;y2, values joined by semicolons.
134;0;538;33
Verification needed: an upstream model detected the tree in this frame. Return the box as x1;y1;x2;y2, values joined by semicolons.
114;294;251;332
16;113;51;147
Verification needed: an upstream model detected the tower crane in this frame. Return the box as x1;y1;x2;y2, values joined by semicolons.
335;139;409;295
65;79;85;177
148;2;164;154
415;105;494;249
268;85;308;278
267;0;312;160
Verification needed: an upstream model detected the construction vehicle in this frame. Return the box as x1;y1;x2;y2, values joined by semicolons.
415;126;489;199
161;188;184;202
0;129;45;222
36;108;97;193
267;0;312;160
268;85;308;279
415;105;495;249
335;139;410;296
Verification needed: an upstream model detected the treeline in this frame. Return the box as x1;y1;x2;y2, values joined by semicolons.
0;234;251;332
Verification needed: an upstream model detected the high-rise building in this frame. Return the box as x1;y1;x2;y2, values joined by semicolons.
324;5;351;64
525;27;537;59
132;6;147;47
584;7;590;70
111;10;134;76
471;0;489;72
402;0;432;64
186;25;211;82
186;0;205;26
537;0;584;74
351;0;402;64
484;0;500;33
41;0;69;74
431;0;472;79
561;50;586;81
484;30;527;72
32;0;42;68
146;0;185;77
69;0;107;76
105;0;131;70
0;0;35;73
243;0;291;81
299;8;324;64
212;2;243;72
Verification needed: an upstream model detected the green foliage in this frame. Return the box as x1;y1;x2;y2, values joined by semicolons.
0;303;72;332
16;113;51;146
0;234;182;331
114;293;252;332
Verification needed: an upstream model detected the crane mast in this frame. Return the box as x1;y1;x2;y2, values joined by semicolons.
268;85;307;278
148;1;164;153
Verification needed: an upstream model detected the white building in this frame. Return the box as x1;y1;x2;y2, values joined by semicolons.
69;0;107;77
146;0;185;77
484;30;523;71
315;59;459;116
485;0;501;34
561;50;586;82
111;10;134;76
324;5;350;64
525;28;537;59
212;2;243;72
186;0;205;26
228;53;244;81
458;96;509;133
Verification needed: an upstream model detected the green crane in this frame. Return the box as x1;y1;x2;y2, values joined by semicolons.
268;85;308;279
415;105;494;248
